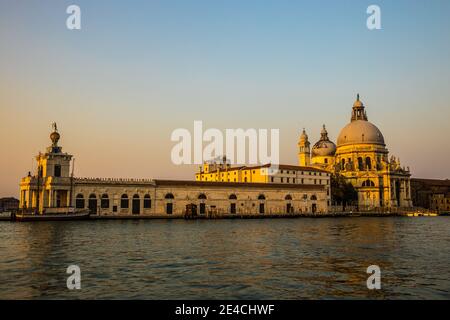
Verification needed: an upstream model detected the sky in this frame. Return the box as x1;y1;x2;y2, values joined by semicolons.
1;0;450;197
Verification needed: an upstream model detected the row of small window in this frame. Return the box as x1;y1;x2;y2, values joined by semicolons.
75;194;151;209
270;177;329;185
166;193;318;201
205;170;327;178
433;199;450;204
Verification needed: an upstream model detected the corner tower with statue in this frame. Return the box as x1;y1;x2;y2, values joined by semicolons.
298;95;412;209
19;123;75;214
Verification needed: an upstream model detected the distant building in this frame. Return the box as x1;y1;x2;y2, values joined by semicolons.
0;197;19;212
430;193;450;213
411;178;450;209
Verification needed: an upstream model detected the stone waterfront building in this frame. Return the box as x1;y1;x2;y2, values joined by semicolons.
19;125;328;216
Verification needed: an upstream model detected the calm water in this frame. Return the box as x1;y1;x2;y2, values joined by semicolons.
0;217;449;299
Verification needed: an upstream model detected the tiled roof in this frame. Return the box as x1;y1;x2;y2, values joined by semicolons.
198;163;329;174
154;179;325;190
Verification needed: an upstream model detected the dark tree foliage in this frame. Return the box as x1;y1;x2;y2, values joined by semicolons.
331;173;358;210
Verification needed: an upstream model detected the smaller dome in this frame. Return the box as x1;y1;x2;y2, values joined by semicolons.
312;140;336;157
311;125;336;157
50;131;60;146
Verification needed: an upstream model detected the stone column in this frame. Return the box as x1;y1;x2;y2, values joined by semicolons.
49;190;53;208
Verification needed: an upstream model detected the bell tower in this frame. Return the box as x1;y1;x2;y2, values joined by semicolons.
26;123;74;212
351;94;368;121
36;123;72;179
298;128;311;166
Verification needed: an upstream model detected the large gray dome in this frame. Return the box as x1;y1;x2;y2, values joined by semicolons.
337;120;385;146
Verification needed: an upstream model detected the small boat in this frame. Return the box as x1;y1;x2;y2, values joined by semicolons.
12;209;90;222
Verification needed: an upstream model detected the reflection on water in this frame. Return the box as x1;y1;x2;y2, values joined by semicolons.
0;218;449;299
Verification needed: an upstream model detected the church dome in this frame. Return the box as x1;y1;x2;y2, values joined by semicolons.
312;125;336;156
337;94;385;147
337;120;385;146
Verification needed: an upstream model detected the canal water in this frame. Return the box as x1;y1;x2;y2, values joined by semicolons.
0;217;448;299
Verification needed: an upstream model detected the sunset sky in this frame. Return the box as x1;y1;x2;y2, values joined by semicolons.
1;0;450;197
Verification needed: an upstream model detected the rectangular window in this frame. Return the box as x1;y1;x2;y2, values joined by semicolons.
54;165;61;177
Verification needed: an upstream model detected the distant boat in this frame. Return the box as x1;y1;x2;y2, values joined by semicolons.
12;208;90;222
406;211;438;217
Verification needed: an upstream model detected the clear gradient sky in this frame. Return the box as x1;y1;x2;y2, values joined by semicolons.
1;0;450;197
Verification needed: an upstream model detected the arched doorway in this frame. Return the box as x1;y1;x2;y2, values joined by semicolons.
121;194;129;210
258;194;266;214
132;194;140;214
101;194;109;210
198;193;207;214
88;194;97;214
311;194;317;213
285;195;293;213
75;194;84;209
229;194;237;214
165;193;174;214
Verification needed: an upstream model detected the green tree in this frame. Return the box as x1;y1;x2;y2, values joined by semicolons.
331;173;358;211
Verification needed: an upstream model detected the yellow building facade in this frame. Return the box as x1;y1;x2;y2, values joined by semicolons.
299;95;413;208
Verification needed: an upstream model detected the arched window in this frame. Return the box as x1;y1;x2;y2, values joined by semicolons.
143;194;151;208
362;179;375;187
258;194;266;200
365;157;372;170
229;194;237;200
101;194;109;209
165;193;174;199
358;157;364;170
285;195;292;200
121;194;129;209
75;194;84;209
198;193;207;200
310;195;317;201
